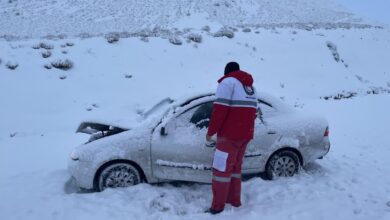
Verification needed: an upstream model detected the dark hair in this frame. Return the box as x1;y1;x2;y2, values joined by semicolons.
224;62;240;75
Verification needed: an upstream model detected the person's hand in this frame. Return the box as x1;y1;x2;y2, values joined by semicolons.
205;135;216;148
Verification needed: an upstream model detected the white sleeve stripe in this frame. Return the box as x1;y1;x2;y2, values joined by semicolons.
215;98;257;107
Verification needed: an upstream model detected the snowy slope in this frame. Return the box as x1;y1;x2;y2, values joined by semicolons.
334;0;390;25
1;0;390;220
1;28;390;135
0;0;363;39
1;27;390;220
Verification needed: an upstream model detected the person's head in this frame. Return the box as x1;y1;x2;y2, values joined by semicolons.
224;62;240;75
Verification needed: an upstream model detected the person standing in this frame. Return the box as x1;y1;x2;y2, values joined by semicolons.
206;62;257;214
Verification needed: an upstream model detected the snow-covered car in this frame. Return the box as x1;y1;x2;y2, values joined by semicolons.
68;93;330;191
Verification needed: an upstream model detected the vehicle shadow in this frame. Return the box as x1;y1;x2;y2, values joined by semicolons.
64;177;94;194
64;173;272;195
302;161;326;174
64;162;325;194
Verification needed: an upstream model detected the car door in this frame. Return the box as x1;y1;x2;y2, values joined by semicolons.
243;100;282;170
151;101;215;183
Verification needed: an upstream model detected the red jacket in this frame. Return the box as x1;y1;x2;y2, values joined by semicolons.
207;71;257;140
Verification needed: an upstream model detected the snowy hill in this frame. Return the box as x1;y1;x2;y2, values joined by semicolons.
0;0;364;39
1;0;390;220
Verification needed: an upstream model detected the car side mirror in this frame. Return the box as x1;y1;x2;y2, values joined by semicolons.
160;127;168;136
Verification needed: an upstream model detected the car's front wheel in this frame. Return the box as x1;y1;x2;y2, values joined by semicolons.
265;150;300;180
96;162;142;192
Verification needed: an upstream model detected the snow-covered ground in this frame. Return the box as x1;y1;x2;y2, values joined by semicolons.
0;0;363;40
1;0;390;219
335;0;390;25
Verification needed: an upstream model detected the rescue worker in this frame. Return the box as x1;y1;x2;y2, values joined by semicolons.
206;62;257;214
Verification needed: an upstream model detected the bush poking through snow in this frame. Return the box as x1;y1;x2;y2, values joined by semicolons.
322;91;357;100
187;33;202;43
105;33;120;43
66;42;74;47
6;62;18;70
326;41;340;62
119;31;132;38
59;75;67;80
32;44;40;49
140;37;149;42
138;29;153;38
242;28;251;33
322;87;390;100
77;33;91;39
169;36;182;45
51;59;73;71
125;74;133;79
33;42;54;50
366;86;390;95
41;50;52;58
9;132;17;138
214;28;234;38
202;26;210;32
44;64;52;69
39;42;54;50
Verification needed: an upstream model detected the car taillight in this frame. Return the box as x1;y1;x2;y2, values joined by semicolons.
324;126;329;137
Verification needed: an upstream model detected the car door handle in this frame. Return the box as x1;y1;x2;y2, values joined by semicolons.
267;130;277;135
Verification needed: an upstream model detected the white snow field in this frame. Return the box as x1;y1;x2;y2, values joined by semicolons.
0;0;363;40
335;0;390;25
1;0;390;220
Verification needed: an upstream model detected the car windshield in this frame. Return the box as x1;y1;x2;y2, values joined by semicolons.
142;98;174;118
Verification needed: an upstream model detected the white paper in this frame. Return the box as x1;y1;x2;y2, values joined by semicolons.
212;149;229;172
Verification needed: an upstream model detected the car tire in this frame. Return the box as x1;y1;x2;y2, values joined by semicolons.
265;150;300;180
96;162;142;192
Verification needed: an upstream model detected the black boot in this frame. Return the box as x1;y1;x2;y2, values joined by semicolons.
205;208;223;215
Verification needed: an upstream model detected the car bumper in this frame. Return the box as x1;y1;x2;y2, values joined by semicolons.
301;137;330;165
68;158;95;190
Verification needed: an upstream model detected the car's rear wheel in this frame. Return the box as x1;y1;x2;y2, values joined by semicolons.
265;150;300;180
97;162;141;192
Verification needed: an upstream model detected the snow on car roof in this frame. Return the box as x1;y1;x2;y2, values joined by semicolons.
77;91;293;131
258;91;295;113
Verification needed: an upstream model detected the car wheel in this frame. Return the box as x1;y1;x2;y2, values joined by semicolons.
97;162;141;191
265;150;300;180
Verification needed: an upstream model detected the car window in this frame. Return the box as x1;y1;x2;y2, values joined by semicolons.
189;102;213;129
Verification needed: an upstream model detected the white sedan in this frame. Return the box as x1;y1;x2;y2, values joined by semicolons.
68;93;330;191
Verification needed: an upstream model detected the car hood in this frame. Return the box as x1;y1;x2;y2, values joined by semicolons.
76;98;178;135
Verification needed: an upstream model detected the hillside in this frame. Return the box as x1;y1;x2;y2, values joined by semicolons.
0;0;363;39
